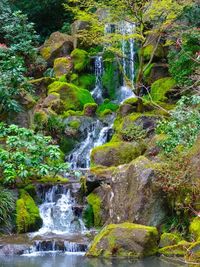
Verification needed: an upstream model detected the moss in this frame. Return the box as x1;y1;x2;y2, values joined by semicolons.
83;204;94;228
78;74;96;90
123;97;138;105
159;241;191;257
62;110;83;118
71;49;89;72
91;141;146;167
53;57;72;77
189;217;200;240
59;136;77;154
68;120;81;129
159;233;182;248
23;185;37;199
87;193;102;227
143;63;155;81
86;222;158;258
102;51;120;99
39;175;69;184
97;101;119;116
143;44;164;61
16;190;42;233
48;81;95;111
149;77;176;102
59;75;67;82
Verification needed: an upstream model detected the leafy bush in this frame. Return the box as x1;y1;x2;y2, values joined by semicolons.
0;123;69;184
156;95;200;153
0;187;16;232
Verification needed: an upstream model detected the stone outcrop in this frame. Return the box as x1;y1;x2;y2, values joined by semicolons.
86;222;159;257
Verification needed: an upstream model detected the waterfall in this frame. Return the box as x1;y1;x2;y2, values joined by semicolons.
31;185;86;236
67;117;113;170
91;56;104;103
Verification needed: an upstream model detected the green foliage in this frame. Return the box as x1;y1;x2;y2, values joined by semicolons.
121;124;146;142
78;74;96;90
16;190;42;233
0;187;16;232
168;29;200;87
0;123;69;185
157;95;200;153
87;193;102;227
97;101;119;116
10;0;73;41
83;204;94;228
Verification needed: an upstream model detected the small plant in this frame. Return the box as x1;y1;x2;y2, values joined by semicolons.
0;187;16;232
121;124;146;142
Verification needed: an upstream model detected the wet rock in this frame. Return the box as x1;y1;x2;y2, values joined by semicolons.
86;222;159;257
40;32;74;66
118;103;135;116
0;244;30;256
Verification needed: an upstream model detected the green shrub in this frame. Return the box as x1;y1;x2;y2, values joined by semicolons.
0;123;69;184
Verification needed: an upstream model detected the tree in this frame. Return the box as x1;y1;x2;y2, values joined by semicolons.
65;0;194;109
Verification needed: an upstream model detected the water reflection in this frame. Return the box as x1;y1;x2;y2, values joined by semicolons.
0;254;187;267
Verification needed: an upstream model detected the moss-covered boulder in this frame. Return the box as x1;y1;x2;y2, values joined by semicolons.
48;81;95;111
185;241;200;264
53;57;73;77
16;191;42;233
86;222;159;258
40;32;74;65
30;77;55;97
189;217;200;241
90;156;167;227
84;103;98;116
91;141;146;167
159;233;182;248
78;74;95;91
149;77;176;102
159;241;191;257
71;49;89;72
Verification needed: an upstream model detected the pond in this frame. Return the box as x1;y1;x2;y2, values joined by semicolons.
0;254;187;267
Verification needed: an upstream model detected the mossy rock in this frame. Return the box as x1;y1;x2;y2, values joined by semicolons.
159;233;182;248
159;241;191;257
16;191;42;233
71;48;89;72
91;141;146;167
87;193;102;227
185;241;200;263
189;217;200;241
68;120;81;130
149;77;176;102
143;44;164;61
86;222;159;258
78;74;96;91
97;101;119;117
84;103;98;116
30;77;55;97
53;57;73;77
48;81;95;111
38;175;69;184
40;32;74;65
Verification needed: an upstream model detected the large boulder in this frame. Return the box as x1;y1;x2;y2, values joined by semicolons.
40;32;74;65
53;57;73;77
91;142;146;167
86;222;159;258
48;81;95;111
89;156;167;227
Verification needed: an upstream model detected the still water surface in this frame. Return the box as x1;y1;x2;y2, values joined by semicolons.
0;254;187;267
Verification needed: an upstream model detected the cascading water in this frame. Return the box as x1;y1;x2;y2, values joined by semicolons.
117;21;136;103
91;56;104;103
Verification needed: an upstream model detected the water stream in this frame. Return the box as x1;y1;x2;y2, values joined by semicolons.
24;22;137;256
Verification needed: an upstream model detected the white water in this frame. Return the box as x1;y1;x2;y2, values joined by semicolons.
91;56;104;103
117;21;136;103
31;186;86;237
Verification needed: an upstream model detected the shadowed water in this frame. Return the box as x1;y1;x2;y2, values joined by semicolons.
0;255;187;267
